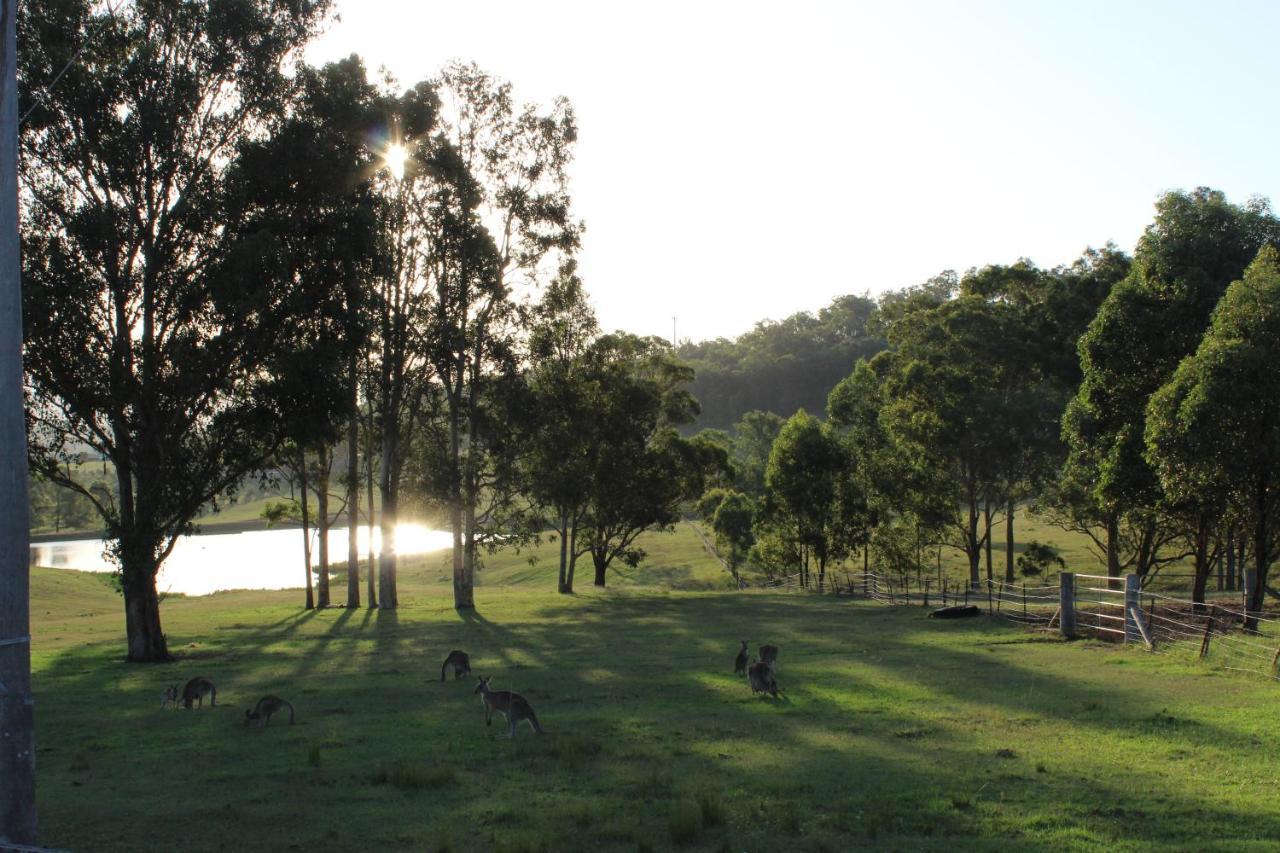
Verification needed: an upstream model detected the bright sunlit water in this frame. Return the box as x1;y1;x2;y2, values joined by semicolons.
29;523;452;596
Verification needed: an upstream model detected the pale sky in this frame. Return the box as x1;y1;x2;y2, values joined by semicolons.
305;0;1280;343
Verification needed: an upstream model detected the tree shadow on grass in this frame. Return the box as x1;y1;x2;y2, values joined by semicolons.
29;590;1280;852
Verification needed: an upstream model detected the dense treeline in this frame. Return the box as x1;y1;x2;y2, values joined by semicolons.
699;188;1280;625
678;295;883;430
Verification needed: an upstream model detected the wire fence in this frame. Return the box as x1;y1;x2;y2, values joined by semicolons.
755;566;1280;683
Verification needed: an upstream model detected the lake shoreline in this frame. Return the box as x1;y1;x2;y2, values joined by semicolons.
28;515;301;544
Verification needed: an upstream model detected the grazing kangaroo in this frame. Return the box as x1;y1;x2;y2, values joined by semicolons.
440;649;472;682
734;640;749;675
759;644;779;670
474;676;544;738
181;677;217;709
747;660;779;698
244;695;295;727
161;684;180;709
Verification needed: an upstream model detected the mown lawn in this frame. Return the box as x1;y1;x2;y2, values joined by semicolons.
28;531;1280;852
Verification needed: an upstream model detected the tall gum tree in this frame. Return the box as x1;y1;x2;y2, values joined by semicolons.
1059;189;1279;580
18;0;371;660
1146;247;1280;627
424;63;580;610
365;79;440;609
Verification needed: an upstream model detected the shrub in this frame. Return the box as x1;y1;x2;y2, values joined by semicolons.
1017;540;1065;576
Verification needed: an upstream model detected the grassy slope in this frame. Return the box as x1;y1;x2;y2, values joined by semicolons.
30;526;1280;852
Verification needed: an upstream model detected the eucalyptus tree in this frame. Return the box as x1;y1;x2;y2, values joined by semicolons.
364;80;441;609
523;261;599;593
759;410;863;591
420;62;580;610
729;410;785;497
18;0;373;660
1059;188;1279;579
710;490;755;582
878;296;1017;587
561;334;723;590
1146;247;1280;625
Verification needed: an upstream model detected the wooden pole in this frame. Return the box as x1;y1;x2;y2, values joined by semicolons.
0;0;36;841
1198;606;1218;661
1128;605;1155;651
1124;573;1141;645
1059;573;1077;639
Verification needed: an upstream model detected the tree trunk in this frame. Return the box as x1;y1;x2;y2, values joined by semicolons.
593;549;608;587
1225;528;1237;592
119;538;171;662
0;1;37;831
1191;519;1210;611
365;401;377;608
1247;479;1269;632
460;500;477;605
448;404;473;609
983;503;993;584
1004;498;1015;583
967;497;981;589
346;355;360;609
1106;512;1121;579
316;448;330;609
378;429;398;609
556;509;570;594
566;526;579;592
299;449;313;610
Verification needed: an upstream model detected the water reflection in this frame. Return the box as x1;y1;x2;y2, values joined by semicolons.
29;524;451;596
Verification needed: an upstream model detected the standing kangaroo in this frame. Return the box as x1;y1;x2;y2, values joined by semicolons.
747;660;779;698
759;644;779;670
181;677;217;709
733;640;749;676
244;695;295;727
474;676;544;738
440;649;472;682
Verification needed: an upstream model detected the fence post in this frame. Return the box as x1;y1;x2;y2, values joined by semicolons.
1059;572;1077;639
986;580;993;615
923;580;930;608
1198;606;1218;661
1124;573;1141;644
1022;582;1027;619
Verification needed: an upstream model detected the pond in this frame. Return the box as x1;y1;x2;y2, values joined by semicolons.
29;523;452;596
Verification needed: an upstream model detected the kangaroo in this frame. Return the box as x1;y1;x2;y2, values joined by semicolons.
181;676;217;709
474;676;544;738
244;695;294;727
747;660;779;698
733;640;749;676
759;644;779;670
440;649;472;682
161;684;180;709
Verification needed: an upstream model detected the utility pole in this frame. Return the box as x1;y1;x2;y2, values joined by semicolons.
671;315;677;348
0;0;36;843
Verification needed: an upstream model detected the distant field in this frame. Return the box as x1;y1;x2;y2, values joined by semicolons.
28;525;1280;852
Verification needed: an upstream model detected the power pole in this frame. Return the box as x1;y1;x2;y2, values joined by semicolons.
0;0;37;843
671;315;677;348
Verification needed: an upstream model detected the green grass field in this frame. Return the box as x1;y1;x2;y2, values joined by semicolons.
28;525;1280;851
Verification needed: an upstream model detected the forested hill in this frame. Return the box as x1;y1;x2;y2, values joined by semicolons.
677;294;885;430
